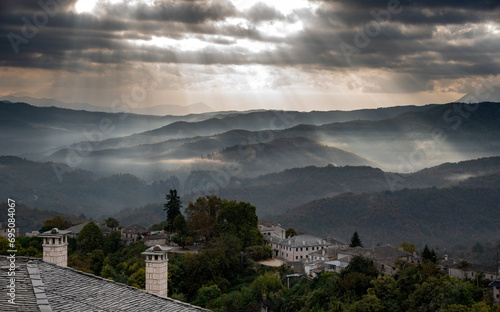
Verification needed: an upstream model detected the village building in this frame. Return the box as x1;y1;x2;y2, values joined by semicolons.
65;221;113;240
121;224;149;246
143;233;169;247
305;245;419;277
258;220;286;239
439;256;500;281
265;234;345;262
489;281;500;305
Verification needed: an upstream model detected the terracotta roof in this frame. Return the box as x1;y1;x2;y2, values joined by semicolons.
0;256;210;312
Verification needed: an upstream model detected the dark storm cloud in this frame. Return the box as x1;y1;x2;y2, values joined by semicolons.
0;0;499;95
244;2;285;23
102;0;236;24
318;0;500;10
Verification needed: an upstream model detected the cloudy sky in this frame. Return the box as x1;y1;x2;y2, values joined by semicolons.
1;0;499;112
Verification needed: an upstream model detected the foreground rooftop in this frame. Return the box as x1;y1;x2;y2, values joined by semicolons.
0;256;210;312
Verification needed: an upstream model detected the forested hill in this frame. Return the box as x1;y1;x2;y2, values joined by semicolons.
0;156;179;217
273;186;500;247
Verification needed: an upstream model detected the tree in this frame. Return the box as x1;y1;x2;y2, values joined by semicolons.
163;189;182;233
101;263;117;280
104;217;120;229
127;267;146;289
285;228;298;238
350;231;363;248
215;200;263;248
40;216;73;232
421;244;437;263
185;195;222;244
399;241;418;254
103;231;121;255
172;214;191;249
90;249;105;275
194;285;222;308
77;222;104;252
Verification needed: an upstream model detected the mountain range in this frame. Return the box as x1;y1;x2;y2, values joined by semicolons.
1;99;500;247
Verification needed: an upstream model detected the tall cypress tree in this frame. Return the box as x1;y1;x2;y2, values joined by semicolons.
349;231;363;248
163;189;182;233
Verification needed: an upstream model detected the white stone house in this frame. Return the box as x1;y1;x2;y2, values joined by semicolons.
266;234;341;262
489;280;500;305
440;257;499;281
258;220;285;239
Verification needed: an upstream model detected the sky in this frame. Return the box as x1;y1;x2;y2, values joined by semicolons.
1;0;500;112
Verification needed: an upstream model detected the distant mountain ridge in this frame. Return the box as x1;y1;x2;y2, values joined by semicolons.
272;186;500;247
0;95;215;115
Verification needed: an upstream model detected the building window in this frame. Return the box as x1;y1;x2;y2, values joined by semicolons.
306;247;308;251
296;256;298;260
296;248;298;252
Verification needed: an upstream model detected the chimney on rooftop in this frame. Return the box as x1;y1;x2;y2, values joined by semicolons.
39;228;70;266
142;245;170;297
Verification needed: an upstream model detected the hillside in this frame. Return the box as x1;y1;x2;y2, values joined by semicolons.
5;155;500;222
74;104;439;151
0;101;213;156
196;156;500;216
276;102;500;172
0;156;177;218
273;186;500;247
0;201;85;234
214;137;374;177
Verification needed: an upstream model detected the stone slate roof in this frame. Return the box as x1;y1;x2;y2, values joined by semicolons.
0;256;210;312
370;246;412;261
65;221;112;236
440;257;499;275
122;224;149;234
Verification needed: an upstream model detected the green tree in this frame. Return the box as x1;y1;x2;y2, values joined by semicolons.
40;216;73;232
172;214;190;248
350;294;384;312
194;285;222;308
90;249;105;275
399;241;418;254
421;245;437;263
185;195;222;244
104;217;120;229
246;271;286;307
286;228;298;238
127;267;146;289
349;231;363;248
77;222;104;252
164;189;182;233
215;200;263;248
100;262;117;280
103;231;121;255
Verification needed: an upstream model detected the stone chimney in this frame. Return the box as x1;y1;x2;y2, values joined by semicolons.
142;245;172;297
39;228;71;266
